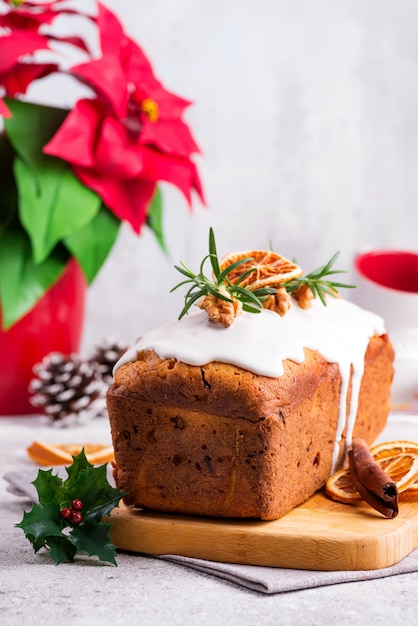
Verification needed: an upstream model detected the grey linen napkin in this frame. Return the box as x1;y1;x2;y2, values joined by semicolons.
5;468;418;594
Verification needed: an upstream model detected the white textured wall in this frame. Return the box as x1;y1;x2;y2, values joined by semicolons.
78;0;418;351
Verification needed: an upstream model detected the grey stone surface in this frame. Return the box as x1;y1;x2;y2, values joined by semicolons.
2;415;418;625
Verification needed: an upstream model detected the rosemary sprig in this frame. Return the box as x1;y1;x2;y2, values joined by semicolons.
171;228;276;318
172;230;356;318
285;251;356;305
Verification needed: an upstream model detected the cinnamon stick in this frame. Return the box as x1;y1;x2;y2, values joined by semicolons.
348;438;398;519
350;438;397;502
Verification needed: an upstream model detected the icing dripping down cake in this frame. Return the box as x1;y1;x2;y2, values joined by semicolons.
107;297;394;520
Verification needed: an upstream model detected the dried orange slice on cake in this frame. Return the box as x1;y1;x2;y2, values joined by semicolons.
27;441;114;466
325;440;418;503
219;250;303;290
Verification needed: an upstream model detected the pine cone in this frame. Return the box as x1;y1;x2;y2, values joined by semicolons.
89;337;129;386
29;353;107;426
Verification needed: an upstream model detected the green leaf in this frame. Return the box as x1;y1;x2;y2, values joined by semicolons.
178;289;206;319
16;450;124;565
217;258;254;285
242;303;262;314
208;227;220;277
231;285;263;307
47;535;77;564
63;205;120;284
71;521;118;565
32;536;47;553
146;186;167;253
4;99;67;176
63;448;90;485
16;500;63;542
0;134;18;238
33;469;64;505
285;252;356;305
14;156;101;264
64;453;124;521
4;99;101;264
172;230;357;323
0;229;67;329
171;262;196;282
172;228;266;319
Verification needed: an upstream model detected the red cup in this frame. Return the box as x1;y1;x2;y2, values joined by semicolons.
354;250;418;405
355;250;418;293
353;249;418;333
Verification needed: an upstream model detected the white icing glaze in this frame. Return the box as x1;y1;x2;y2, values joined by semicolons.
114;298;386;470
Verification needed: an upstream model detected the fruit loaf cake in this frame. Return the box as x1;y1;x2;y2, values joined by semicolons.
106;236;394;520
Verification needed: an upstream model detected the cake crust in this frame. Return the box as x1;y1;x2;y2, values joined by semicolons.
107;334;394;520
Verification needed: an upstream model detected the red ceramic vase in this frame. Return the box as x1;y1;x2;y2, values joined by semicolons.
0;258;86;415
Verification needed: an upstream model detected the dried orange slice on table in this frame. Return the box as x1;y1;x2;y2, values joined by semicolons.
370;440;418;461
325;440;418;503
325;468;363;504
219;250;303;289
27;441;114;466
371;440;418;494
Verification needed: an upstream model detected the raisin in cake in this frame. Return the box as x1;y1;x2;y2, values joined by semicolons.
106;297;394;520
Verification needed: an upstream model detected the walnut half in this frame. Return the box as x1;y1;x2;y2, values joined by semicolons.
197;287;243;327
263;287;291;316
292;284;314;309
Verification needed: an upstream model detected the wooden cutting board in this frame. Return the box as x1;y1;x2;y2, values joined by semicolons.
108;492;418;571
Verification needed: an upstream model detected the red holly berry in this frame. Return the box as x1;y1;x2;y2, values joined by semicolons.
60;507;72;520
71;511;83;524
72;499;83;511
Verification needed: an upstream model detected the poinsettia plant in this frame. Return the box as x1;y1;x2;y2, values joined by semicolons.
0;0;204;329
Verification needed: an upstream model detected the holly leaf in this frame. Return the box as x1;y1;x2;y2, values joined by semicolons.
66;467;121;519
16;450;125;565
32;469;64;505
63;447;91;488
32;537;47;554
64;451;123;522
71;520;118;565
63;205;120;284
47;536;78;565
16;500;63;542
0;229;67;329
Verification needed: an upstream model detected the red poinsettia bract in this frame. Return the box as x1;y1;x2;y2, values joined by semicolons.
0;97;11;117
0;0;94;97
43;3;204;233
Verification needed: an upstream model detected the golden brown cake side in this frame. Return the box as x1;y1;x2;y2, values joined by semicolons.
107;334;394;521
